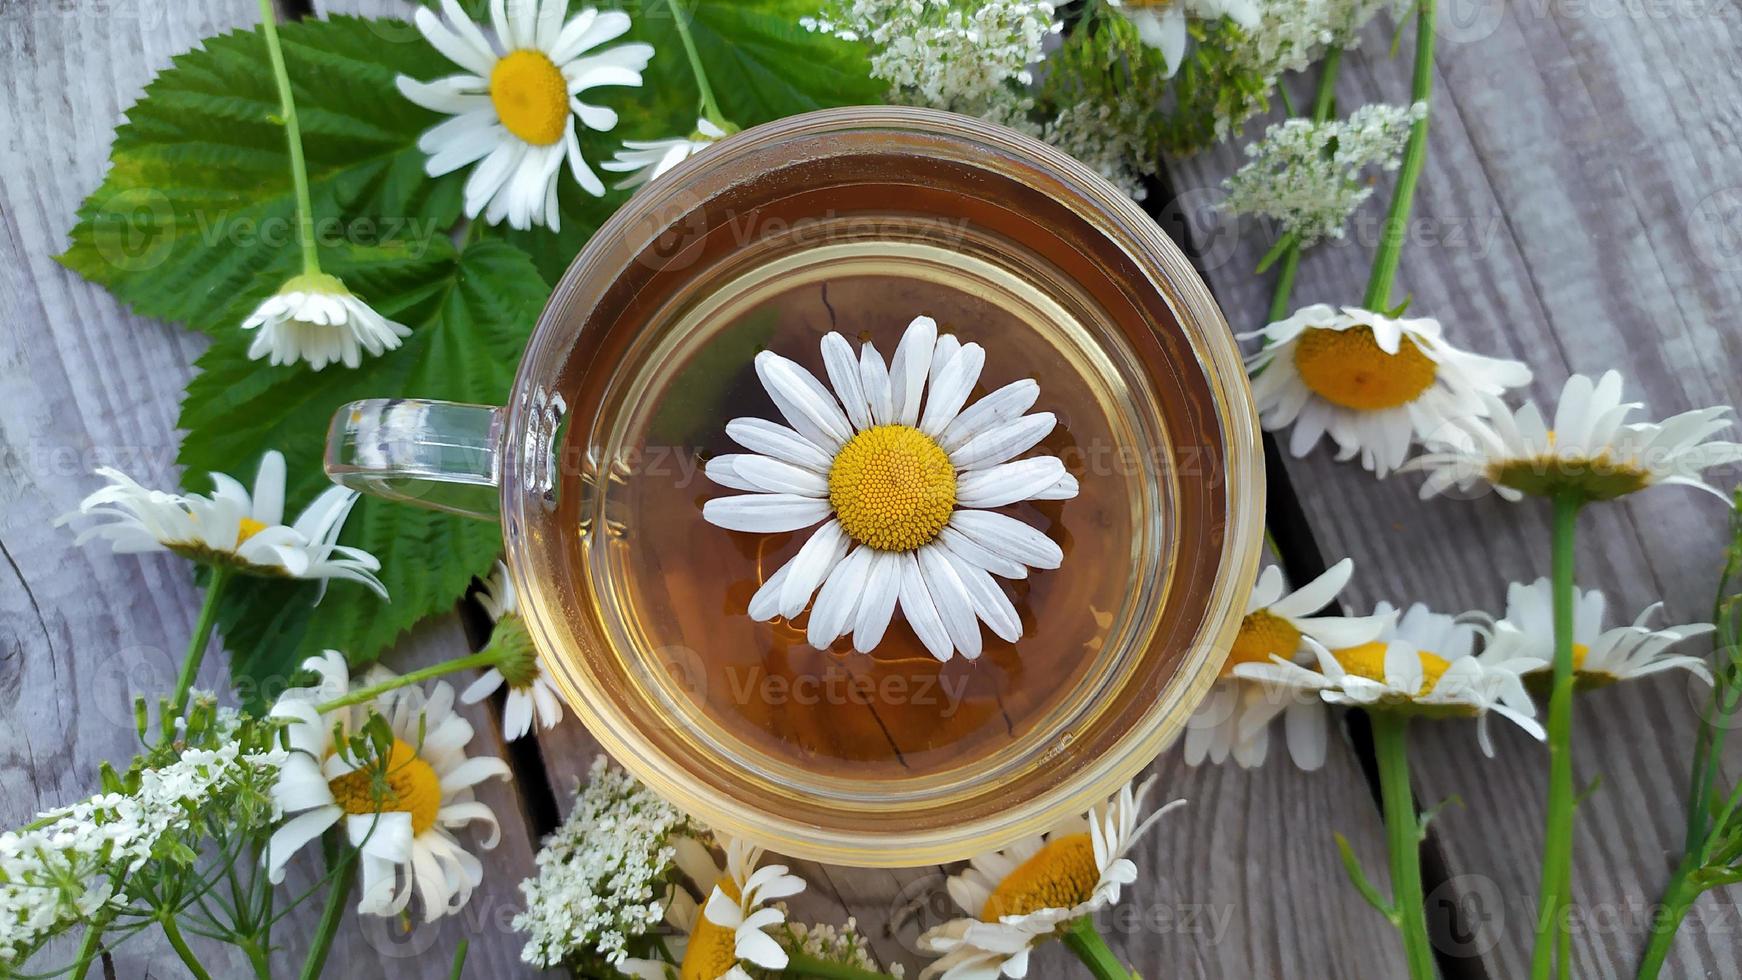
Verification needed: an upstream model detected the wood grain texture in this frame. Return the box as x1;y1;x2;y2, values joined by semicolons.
1165;4;1742;975
0;1;546;975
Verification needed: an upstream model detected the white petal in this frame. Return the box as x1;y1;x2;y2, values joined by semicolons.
919;343;985;436
725;418;833;472
778;520;850;618
703;494;831;533
948;510;1062;569
949;413;1056;470
888;316;938;427
755;352;853;449
956;457;1067;508
941;547;1022;643
730;455;829;497
939;380;1041;451
822;332;872;431
808;546;874;648
918;543;982;658
852;551;903;652
898;553;955;661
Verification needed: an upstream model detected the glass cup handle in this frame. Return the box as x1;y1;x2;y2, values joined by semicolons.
324;399;503;520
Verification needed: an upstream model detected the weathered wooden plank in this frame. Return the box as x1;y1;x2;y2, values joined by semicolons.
1166;5;1742;975
0;2;549;975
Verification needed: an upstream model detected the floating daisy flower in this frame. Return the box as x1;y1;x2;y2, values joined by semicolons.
460;561;564;739
1481;577;1715;690
266;652;511;920
919;777;1181;979
1242;304;1532;477
620;835;806;980
58;450;386;599
1110;0;1260;76
1404;370;1742;502
1235;601;1545;755
702;315;1078;661
1186;559;1393;770
242;272;411;371
397;0;654;230
602;117;730;189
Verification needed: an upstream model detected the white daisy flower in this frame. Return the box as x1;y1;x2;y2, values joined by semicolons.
918;777;1182;980
1235;601;1546;755
1481;577;1715;689
1109;0;1260;76
459;561;565;739
602;117;730;189
1186;559;1393;771
241;272;411;371
1404;370;1742;502
265;651;512;921
621;835;806;980
57;450;386;599
397;0;655;230
1242;304;1532;477
702;314;1079;661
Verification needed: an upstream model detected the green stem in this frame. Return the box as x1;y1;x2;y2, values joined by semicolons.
1263;48;1343;324
1638;858;1700;978
1362;0;1436;310
159;913;215;980
1530;493;1584;980
242;939;272;980
296;852;354;980
1372;713;1437;979
69;912;112;980
316;649;499;713
667;0;726;128
257;0;321;275
169;568;230;725
784;951;901;980
449;939;469;980
1060;917;1136;980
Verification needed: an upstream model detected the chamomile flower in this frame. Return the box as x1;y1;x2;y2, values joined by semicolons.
460;561;564;739
702;315;1078;661
1404;370;1742;502
1482;577;1715;689
918;777;1182;979
602;117;730;189
58;450;386;599
1242;304;1532;476
620;835;807;980
397;0;654;230
1110;0;1260;76
241;272;411;371
1186;559;1393;770
266;652;511;921
1236;602;1545;755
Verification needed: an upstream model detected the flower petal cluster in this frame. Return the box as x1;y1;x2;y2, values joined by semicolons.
242;272;411;371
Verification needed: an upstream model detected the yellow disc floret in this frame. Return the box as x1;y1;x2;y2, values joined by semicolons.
236;516;268;544
326;738;444;836
1222;610;1303;677
1293;326;1437;411
828;424;956;552
490;50;569;146
981;833;1099;921
680;877;743;980
1333;641;1451;697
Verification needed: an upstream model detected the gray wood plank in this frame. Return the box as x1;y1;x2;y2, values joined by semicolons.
1166;5;1742;976
0;2;548;976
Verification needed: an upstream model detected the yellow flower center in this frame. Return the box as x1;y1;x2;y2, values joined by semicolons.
326;739;443;836
981;833;1099;921
1222;610;1303;677
236;516;268;544
1333;641;1452;697
828;424;957;552
680;877;742;980
1293;326;1437;411
490;50;569;146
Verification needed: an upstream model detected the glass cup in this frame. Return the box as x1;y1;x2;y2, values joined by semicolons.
325;106;1262;867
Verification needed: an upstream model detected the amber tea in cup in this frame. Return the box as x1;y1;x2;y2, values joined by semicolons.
327;107;1262;866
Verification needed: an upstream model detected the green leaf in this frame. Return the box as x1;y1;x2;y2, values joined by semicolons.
59;15;464;338
180;239;547;700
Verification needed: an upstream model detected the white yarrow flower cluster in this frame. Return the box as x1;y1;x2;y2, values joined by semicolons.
1222;102;1425;245
0;742;272;964
1041;100;1153;200
805;0;1059;122
515;756;699;968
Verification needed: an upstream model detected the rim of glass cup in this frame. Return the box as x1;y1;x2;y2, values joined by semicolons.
501;106;1263;867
